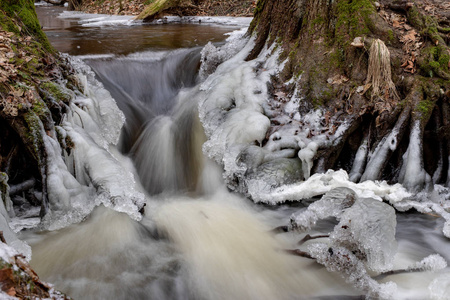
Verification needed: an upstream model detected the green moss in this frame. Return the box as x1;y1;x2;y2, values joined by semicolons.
254;0;265;15
40;81;72;104
387;29;394;43
31;98;48;117
415;99;434;119
330;48;346;68
418;45;450;78
309;16;325;34
0;172;9;204
23;111;45;163
0;0;53;52
334;0;375;47
407;6;423;28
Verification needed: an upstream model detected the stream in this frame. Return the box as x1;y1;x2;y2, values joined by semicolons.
19;4;450;300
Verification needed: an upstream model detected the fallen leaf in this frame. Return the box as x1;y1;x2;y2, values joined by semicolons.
392;20;402;28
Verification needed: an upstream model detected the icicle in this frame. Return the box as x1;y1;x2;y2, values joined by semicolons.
349;137;368;182
360;129;399;182
398;121;429;192
297;141;318;180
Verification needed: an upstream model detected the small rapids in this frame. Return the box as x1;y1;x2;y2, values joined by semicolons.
7;6;450;300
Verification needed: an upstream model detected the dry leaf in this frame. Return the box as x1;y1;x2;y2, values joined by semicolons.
392;20;402;28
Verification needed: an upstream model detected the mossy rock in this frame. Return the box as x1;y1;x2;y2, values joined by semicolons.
418;45;450;79
0;0;53;52
40;81;73;104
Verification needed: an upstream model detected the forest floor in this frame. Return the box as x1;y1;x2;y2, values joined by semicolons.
79;0;256;17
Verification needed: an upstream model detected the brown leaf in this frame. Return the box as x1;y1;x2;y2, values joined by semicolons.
392;20;402;28
403;30;417;42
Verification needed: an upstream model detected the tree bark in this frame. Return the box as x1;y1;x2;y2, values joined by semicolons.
247;0;450;188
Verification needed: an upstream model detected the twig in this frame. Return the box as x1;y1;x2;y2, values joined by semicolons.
373;267;424;280
298;234;330;245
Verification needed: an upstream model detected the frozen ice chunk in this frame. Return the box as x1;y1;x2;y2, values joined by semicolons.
0;195;31;260
408;254;447;272
246;157;303;198
308;244;397;299
199;28;248;80
254;169;411;204
429;273;450;300
290;187;356;231
330;198;397;272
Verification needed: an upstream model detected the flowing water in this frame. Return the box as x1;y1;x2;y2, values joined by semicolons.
20;4;450;300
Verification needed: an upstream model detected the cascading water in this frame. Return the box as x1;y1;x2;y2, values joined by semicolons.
6;5;450;300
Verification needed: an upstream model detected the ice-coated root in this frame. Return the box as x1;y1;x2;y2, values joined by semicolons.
360;106;410;182
398;121;430;192
349;135;369;183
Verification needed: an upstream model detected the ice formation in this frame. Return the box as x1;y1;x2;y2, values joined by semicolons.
45;57;145;229
360;128;399;182
252;169;411;204
398;121;430;192
330;198;397;272
4;56;146;232
0;190;31;260
290;187;356;231
408;254;448;272
349;137;368;182
308;244;397;299
292;188;397;272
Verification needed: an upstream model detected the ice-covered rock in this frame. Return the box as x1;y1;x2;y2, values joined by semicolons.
408;254;447;272
246;157;303;197
290;187;356;231
330;198;397;272
308;244;397;299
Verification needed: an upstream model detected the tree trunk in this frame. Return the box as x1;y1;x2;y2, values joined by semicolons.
247;0;450;189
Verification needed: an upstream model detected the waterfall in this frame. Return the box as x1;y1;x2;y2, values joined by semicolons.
1;8;449;299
